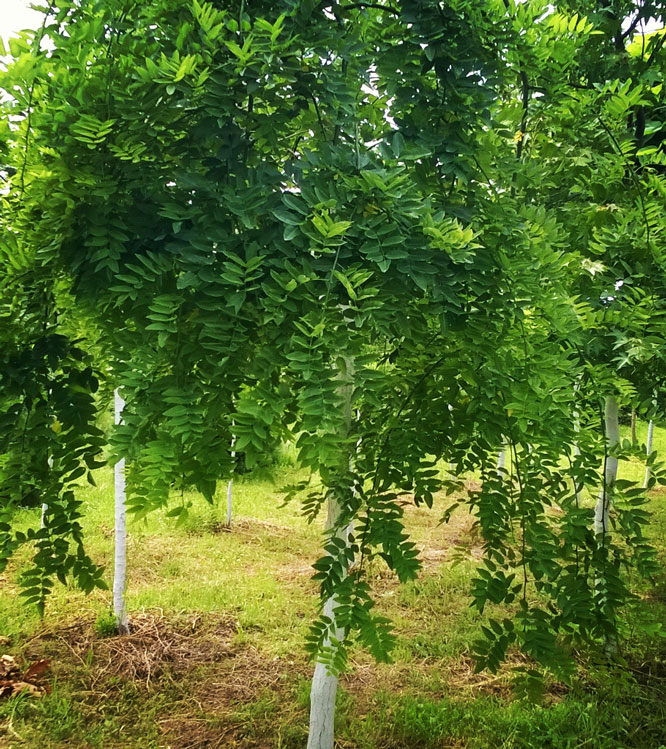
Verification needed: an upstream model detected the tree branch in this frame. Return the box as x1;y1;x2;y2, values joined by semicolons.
339;3;400;15
621;12;642;42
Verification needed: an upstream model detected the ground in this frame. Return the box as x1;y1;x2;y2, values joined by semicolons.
1;422;666;748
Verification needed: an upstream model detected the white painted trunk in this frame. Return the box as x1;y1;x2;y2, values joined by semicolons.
226;479;233;527
572;397;583;503
594;395;619;536
113;389;129;635
226;425;236;528
308;593;342;749
447;403;455;475
643;419;654;489
308;358;354;749
41;455;53;529
496;444;507;477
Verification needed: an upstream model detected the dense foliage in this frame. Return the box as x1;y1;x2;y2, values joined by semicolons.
1;0;666;702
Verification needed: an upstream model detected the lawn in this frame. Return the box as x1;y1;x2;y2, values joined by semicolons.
1;425;666;748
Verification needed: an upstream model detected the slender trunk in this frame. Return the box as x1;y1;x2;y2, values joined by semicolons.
113;389;129;635
41;444;54;529
307;499;346;749
226;479;233;527
496;443;507;477
643;419;654;489
447;404;455;476
307;358;354;749
226;427;236;528
630;409;637;447
594;395;619;536
572;384;583;503
594;396;620;657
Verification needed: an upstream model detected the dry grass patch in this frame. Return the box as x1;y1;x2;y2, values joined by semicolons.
158;646;310;749
21;611;237;689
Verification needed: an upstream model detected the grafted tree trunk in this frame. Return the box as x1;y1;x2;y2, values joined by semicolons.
594;395;619;536
643;419;654;489
113;389;129;635
307;358;354;749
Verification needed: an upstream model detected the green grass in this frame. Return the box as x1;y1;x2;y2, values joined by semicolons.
2;424;666;747
336;682;666;749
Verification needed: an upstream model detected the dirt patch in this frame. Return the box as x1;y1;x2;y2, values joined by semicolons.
157;715;242;749
341;654;514;705
123;534;182;585
445;655;515;698
272;494;482;594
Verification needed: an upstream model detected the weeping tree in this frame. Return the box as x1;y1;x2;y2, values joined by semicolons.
0;0;257;623
1;4;492;742
0;270;107;610
0;5;109;604
520;0;666;537
2;2;666;749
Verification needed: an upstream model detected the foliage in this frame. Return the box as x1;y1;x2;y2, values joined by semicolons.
1;0;666;695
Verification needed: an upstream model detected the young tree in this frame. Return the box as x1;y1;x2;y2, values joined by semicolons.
2;4;665;749
113;389;129;634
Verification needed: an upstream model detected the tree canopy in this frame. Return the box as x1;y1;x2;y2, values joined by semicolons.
1;0;666;697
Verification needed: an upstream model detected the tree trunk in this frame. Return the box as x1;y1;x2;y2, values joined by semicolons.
113;389;129;635
643;419;654;489
225;478;233;527
307;500;346;749
226;427;236;528
630;409;637;447
594;395;619;536
307;358;354;749
41;448;54;529
572;386;583;503
496;444;507;477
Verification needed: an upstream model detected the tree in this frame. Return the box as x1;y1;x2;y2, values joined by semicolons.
519;0;666;540
1;3;665;749
113;388;129;634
